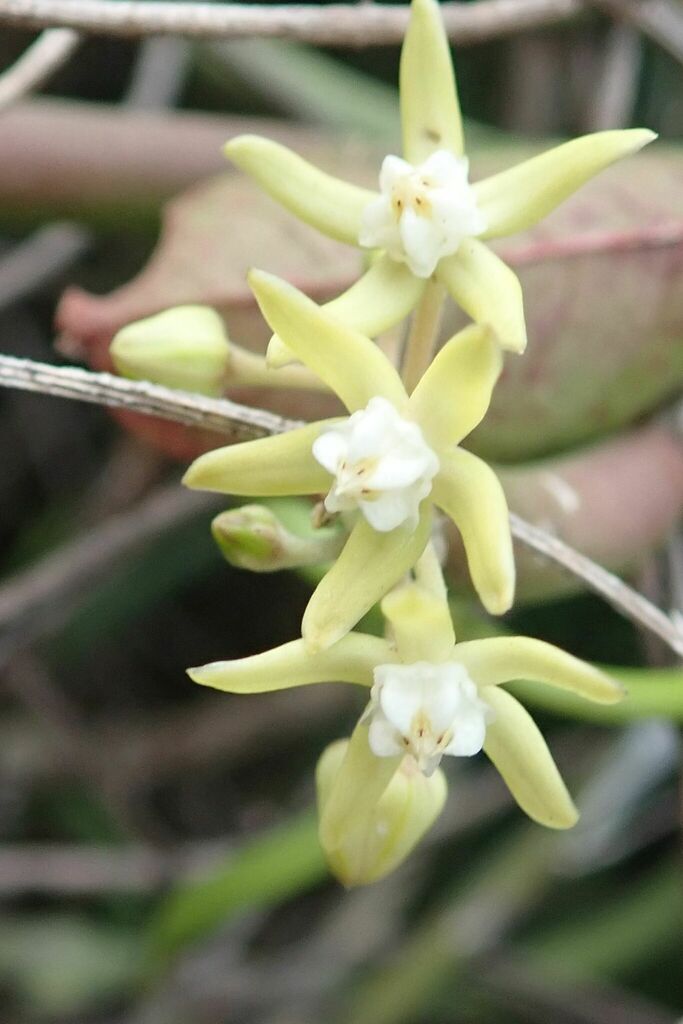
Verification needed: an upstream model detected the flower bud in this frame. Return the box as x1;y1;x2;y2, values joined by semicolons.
212;503;344;572
110;306;230;396
316;729;447;886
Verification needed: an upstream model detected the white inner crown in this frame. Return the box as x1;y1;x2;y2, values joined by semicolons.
359;150;486;279
312;397;439;533
367;661;493;776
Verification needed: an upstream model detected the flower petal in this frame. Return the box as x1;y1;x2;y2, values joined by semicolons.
267;255;425;369
474;129;656;239
317;722;402;851
324;254;425;335
400;0;464;162
437;241;526;354
303;504;433;651
408;322;502;447
381;583;455;662
432;448;514;615
224;134;376;245
454;637;624;704
249;270;407;413
182;421;336;496
482;685;578;829
188;633;394;693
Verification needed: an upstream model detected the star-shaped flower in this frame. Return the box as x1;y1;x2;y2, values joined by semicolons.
183;270;513;651
188;581;624;845
223;0;654;361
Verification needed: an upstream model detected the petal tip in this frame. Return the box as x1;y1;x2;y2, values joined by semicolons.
482;582;515;617
548;803;579;830
223;133;261;161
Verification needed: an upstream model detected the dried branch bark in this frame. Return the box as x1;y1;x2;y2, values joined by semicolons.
0;27;81;110
0;0;587;46
1;353;681;658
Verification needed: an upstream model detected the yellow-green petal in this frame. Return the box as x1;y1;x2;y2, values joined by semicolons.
303;505;432;651
432;448;514;616
317;723;402;853
474;129;657;239
482;685;578;829
408;322;502;447
381;582;454;663
249;270;407;413
400;0;463;162
110;305;230;396
267;255;424;369
188;633;394;693
224;134;376;245
454;637;624;704
317;732;447;886
437;240;526;354
182;420;336;496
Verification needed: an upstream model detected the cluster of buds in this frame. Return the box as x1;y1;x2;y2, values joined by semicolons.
111;0;653;884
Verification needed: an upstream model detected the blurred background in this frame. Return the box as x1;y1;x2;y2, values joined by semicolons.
0;2;682;1022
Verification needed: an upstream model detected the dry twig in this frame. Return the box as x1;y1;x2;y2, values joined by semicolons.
0;27;81;111
0;0;587;46
1;354;681;658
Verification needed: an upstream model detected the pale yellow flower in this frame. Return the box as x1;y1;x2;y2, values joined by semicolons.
184;271;514;650
224;0;654;362
189;582;624;882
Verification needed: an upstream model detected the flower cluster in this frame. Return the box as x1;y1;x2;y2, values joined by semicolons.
112;0;653;884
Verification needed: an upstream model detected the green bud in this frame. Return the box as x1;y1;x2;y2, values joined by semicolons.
110;306;230;396
212;503;344;572
316;731;447;887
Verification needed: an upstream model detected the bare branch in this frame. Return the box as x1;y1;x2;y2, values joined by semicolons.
1;354;681;658
510;513;683;658
0;28;81;111
0;354;300;441
0;0;586;47
591;0;683;66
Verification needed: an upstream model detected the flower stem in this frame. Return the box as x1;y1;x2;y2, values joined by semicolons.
415;540;448;600
400;278;446;393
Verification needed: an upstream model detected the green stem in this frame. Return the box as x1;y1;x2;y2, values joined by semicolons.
414;540;448;601
401;279;446;393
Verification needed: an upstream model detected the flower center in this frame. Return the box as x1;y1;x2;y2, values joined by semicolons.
366;661;493;775
358;150;486;279
311;397;439;533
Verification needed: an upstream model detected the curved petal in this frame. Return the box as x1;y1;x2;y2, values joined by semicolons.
437;240;526;354
454;637;624;704
182;420;336;496
474;129;656;240
249;270;407;412
482;685;578;829
381;582;455;663
266;255;425;369
303;505;432;651
408;322;502;448
432;448;514;615
318;722;402;851
188;633;395;693
224;135;376;245
324;254;425;335
400;0;463;162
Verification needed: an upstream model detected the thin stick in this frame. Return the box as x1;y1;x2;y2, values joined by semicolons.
591;0;683;66
0;0;587;47
0;354;300;441
509;513;683;658
1;354;681;659
0;28;81;111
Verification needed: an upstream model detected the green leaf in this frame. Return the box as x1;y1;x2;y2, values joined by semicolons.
147;810;326;965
